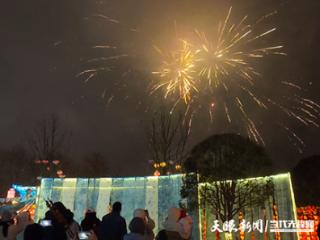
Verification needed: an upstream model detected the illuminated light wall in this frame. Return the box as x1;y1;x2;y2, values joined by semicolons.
199;173;298;240
35;175;189;235
35;173;297;240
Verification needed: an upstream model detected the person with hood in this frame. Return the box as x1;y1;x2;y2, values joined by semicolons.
177;210;192;240
101;202;127;240
7;211;33;240
124;217;146;240
133;209;155;240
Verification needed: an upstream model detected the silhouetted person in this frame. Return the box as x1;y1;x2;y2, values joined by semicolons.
24;223;44;240
0;210;14;240
124;217;145;240
317;222;320;239
156;230;168;240
51;202;80;240
101;202;127;240
42;210;67;240
81;209;101;238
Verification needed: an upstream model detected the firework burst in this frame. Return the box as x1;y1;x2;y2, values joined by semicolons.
195;7;284;89
151;7;320;149
152;40;199;103
79;4;319;151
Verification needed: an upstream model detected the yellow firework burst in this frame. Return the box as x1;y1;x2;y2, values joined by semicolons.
152;40;198;103
196;7;284;88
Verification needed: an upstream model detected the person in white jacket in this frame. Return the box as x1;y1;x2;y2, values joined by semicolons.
124;217;146;240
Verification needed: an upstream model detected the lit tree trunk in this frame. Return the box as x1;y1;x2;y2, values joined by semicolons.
239;211;245;240
215;212;220;240
201;208;207;240
272;197;281;240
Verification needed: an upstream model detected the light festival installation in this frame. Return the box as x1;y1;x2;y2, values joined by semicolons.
0;185;37;219
35;175;186;235
198;173;298;240
12;184;37;202
35;173;298;240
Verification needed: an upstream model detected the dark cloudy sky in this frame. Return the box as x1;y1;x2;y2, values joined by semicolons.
1;0;319;176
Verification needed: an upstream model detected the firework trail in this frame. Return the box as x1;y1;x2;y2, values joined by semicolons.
77;9;142;108
151;7;320;149
79;3;320;151
195;7;284;88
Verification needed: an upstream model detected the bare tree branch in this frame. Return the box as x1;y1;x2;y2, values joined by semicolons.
147;109;191;174
28;114;70;177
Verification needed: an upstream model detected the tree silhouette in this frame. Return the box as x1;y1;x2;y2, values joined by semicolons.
291;155;320;206
79;152;109;178
27;114;71;178
147;109;191;174
0;146;36;195
181;133;274;222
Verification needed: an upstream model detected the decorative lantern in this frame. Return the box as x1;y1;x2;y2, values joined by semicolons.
160;162;167;167
6;188;16;199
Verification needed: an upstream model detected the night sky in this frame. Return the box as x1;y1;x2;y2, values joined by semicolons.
1;0;319;176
